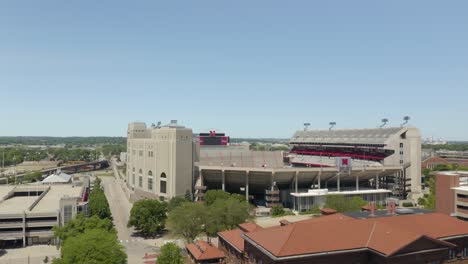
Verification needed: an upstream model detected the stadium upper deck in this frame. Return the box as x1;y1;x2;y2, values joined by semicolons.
288;126;422;198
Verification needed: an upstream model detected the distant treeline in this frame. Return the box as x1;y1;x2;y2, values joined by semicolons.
422;143;468;152
0;136;126;146
230;138;289;144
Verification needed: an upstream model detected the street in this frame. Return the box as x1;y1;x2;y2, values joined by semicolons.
101;164;160;264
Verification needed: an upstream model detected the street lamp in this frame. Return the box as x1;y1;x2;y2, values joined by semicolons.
400;116;410;127
329;122;336;131
380;118;389;128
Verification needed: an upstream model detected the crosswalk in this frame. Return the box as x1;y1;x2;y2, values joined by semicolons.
120;239;144;243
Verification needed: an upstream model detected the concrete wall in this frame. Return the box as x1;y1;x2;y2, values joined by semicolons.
126;121;196;200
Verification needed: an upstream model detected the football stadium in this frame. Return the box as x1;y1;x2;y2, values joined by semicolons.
196;126;421;211
126;122;421;211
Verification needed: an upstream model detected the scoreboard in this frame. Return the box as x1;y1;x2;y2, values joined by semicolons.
199;131;229;146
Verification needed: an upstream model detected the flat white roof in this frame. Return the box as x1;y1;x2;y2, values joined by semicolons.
452;186;468;192
32;185;83;213
438;171;468;176
0;196;37;213
291;189;391;197
0;184;83;215
0;186;15;200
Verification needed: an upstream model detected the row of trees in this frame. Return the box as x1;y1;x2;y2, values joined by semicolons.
0;136;126;146
126;190;252;243
423;143;468;152
168;190;252;242
52;177;125;263
88;177;112;219
97;144;126;158
53;216;126;264
0;148;48;167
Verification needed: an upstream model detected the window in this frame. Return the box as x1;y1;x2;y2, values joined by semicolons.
457;204;468;210
148;151;154;157
148;178;153;191
458;194;468;199
400;143;404;148
160;180;166;194
132;174;135;185
139;150;143;156
449;249;457;260
139;169;143;174
462;248;468;258
148;170;153;176
159;196;165;202
63;205;73;225
139;176;143;188
161;172;167;178
132;167;135;172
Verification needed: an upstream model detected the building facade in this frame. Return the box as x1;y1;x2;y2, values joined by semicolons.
126;121;197;201
435;171;468;221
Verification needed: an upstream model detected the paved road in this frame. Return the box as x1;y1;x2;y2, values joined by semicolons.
101;176;133;240
101;164;159;264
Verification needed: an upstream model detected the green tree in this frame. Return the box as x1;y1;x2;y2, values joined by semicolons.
127;199;168;237
53;229;126;264
88;181;112;219
271;205;285;217
425;177;436;210
325;195;367;213
184;190;192;201
53;215;114;243
167;196;188;212
24;171;43;182
157;242;184;264
207;197;252;232
204;190;231;205
167;202;206;243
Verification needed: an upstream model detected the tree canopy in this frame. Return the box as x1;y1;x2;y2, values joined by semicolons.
127;199;168;237
167;202;206;243
324;195;367;213
167;195;252;242
157;242;184;264
53;229;126;264
203;190;244;206
88;178;112;219
23;171;43;182
167;196;189;212
53;215;114;243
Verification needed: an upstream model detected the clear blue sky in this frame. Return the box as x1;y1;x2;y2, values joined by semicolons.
1;1;467;140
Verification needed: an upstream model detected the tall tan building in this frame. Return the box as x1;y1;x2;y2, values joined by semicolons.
126;120;196;201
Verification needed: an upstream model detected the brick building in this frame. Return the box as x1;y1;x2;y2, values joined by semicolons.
435;171;468;220
218;213;468;263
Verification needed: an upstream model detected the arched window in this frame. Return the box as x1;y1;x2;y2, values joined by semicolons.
148;170;153;176
139;169;143;174
161;172;166;178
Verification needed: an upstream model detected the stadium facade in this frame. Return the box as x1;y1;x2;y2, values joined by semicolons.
126;122;422;209
126;121;197;201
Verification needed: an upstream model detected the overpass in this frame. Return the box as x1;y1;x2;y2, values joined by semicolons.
0;160;109;183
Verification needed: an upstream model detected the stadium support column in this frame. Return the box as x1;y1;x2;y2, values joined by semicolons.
22;211;26;247
245;171;249;201
221;170;225;191
318;171;321;189
355;173;359;191
375;173;379;189
337;172;341;192
295;171;299;194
